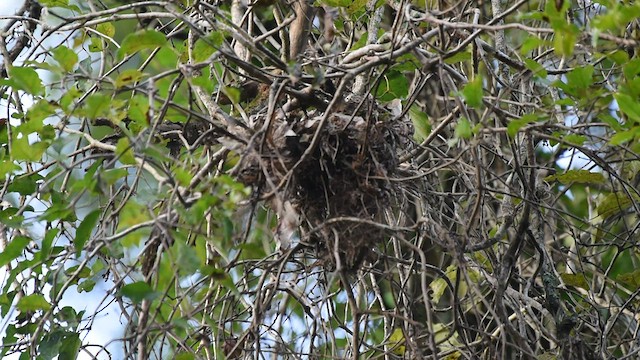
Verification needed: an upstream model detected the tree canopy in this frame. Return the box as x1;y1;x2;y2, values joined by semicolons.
1;0;640;359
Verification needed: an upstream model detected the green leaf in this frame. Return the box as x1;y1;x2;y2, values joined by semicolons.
617;269;640;290
40;194;77;222
175;353;196;360
82;93;111;120
609;128;639;145
347;0;368;14
319;0;351;7
75;210;101;257
565;65;594;91
96;22;116;38
562;134;586;145
615;93;640;123
430;277;448;304
191;32;224;62
0;160;21;178
0;236;30;267
77;279;96;293
544;170;605;184
409;105;430;142
174;168;193;187
553;25;577;57
597;192;640;220
119;30;167;57
8;67;44;96
11;135;48;162
39;228;59;262
26;99;57;124
100;167;128;185
388;328;406;356
39;0;69;7
88;37;103;52
507;115;534;138
431;264;456;303
59;332;81;359
444;51;471;64
7;173;43;195
0;208;26;228
376;70;409;102
454;118;472;139
127;95;150;130
560;273;590;290
461;76;483;108
52;46;78;72
116;138;136;165
17;294;52;312
608;50;629;66
523;59;548;78
623;58;640;80
520;35;544;55
120;281;158;303
60;87;82;110
115;69;144;88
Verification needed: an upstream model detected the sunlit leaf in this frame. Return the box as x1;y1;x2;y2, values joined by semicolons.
115;69;144;88
388;328;406;356
609;128;639;145
444;51;471;64
566;65;594;91
597;192;640;220
52;46;78;72
191;32;224;62
454;118;472;139
96;22;116;38
88;37;104;52
544;170;605;184
6;66;44;95
39;0;69;7
560;273;590;290
116;137;136;165
11;136;47;162
461;76;483;108
17;294;51;312
119;30;167;57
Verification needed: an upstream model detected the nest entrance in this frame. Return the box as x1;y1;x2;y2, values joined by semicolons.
238;94;403;270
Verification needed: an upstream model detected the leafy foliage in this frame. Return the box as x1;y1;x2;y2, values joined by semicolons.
1;0;640;359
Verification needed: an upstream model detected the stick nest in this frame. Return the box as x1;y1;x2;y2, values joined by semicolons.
237;94;407;270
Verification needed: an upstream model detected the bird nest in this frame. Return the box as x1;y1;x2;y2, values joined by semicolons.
236;93;404;270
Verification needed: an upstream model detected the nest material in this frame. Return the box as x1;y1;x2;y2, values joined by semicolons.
238;94;404;270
